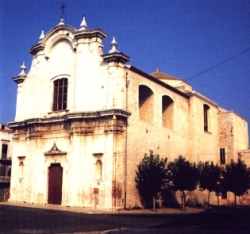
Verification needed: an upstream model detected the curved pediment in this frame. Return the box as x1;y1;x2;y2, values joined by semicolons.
44;24;76;41
44;25;77;54
30;21;107;56
31;24;77;56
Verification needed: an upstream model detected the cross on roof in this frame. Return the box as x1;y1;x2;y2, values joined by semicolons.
60;1;66;20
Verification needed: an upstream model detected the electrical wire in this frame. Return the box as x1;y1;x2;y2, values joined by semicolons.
187;46;250;81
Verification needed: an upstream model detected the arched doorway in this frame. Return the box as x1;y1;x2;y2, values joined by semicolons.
48;163;63;204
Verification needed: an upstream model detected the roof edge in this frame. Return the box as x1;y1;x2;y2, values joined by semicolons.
129;66;190;99
219;108;248;122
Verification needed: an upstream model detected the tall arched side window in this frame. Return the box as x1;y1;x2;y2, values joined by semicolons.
53;78;68;111
138;85;154;122
203;104;210;132
162;95;174;129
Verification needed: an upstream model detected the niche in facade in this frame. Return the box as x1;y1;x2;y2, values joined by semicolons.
96;159;103;182
162;95;174;129
93;153;103;185
18;156;25;182
139;85;154;122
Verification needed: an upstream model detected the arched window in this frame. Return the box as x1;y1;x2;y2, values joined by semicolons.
96;160;102;181
203;104;210;132
162;95;174;128
53;78;68;111
138;85;154;122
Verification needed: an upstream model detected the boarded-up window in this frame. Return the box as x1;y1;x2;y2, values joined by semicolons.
139;85;154;122
53;78;68;111
162;95;174;128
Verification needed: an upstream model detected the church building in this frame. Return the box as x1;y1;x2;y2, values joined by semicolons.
8;17;249;208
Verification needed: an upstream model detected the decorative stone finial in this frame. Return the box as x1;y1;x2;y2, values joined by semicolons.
80;16;88;30
19;62;27;76
39;30;45;40
13;62;27;84
112;37;117;44
109;36;119;53
58;18;65;26
103;36;129;64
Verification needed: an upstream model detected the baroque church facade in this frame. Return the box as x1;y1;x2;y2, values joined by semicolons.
9;17;249;208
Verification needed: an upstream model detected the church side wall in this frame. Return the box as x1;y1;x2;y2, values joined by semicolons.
124;71;224;207
188;96;220;163
232;113;249;160
219;111;234;163
219;111;249;162
125;70;190;208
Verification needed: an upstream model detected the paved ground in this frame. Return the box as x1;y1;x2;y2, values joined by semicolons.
1;202;250;234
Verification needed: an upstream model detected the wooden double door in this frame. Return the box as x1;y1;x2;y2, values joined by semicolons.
48;164;63;205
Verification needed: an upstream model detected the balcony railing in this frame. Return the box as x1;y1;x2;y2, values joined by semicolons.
0;176;10;183
0;158;11;165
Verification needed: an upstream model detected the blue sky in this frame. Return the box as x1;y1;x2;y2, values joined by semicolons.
0;0;250;133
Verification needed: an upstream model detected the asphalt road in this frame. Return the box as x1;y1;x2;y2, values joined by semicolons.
1;204;250;234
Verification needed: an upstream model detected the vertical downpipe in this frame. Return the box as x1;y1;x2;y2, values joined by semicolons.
124;70;129;209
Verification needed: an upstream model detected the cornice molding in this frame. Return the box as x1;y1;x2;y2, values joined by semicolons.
8;109;130;129
74;28;107;40
103;52;129;64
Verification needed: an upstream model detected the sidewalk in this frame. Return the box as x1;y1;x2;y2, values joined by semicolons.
0;201;203;215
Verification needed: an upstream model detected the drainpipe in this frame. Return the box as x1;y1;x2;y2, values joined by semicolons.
124;70;129;209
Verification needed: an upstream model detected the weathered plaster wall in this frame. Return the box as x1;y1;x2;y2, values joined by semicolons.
239;150;250;166
232;113;249;158
219;111;249;162
125;70;191;207
9;119;127;209
188;95;219;163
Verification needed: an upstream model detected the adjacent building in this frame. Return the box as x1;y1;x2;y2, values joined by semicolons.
8;17;249;208
0;124;12;201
